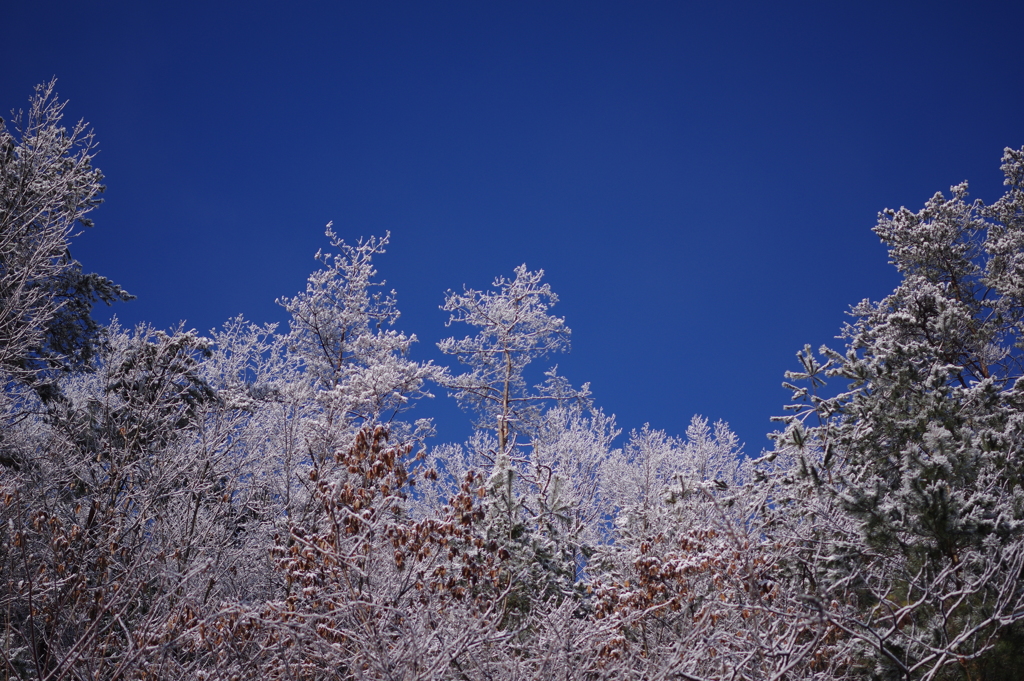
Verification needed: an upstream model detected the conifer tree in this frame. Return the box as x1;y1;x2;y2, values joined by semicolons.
777;146;1024;680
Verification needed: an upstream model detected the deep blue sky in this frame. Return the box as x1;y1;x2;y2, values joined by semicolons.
3;2;1023;453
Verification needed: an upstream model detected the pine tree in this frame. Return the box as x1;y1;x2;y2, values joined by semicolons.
777;146;1024;680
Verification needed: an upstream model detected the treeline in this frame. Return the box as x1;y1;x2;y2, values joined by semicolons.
3;82;1024;680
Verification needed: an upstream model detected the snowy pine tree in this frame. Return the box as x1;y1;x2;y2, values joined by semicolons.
776;146;1024;680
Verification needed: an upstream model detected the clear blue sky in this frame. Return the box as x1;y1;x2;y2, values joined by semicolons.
3;1;1022;452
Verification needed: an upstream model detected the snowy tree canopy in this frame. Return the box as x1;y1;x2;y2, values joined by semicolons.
4;82;1024;680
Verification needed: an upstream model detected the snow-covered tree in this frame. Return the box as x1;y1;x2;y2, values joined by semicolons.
776;145;1024;680
0;80;130;393
437;267;606;622
278;225;445;457
439;264;587;453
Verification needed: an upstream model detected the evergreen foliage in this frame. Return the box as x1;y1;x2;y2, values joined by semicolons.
775;146;1024;680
